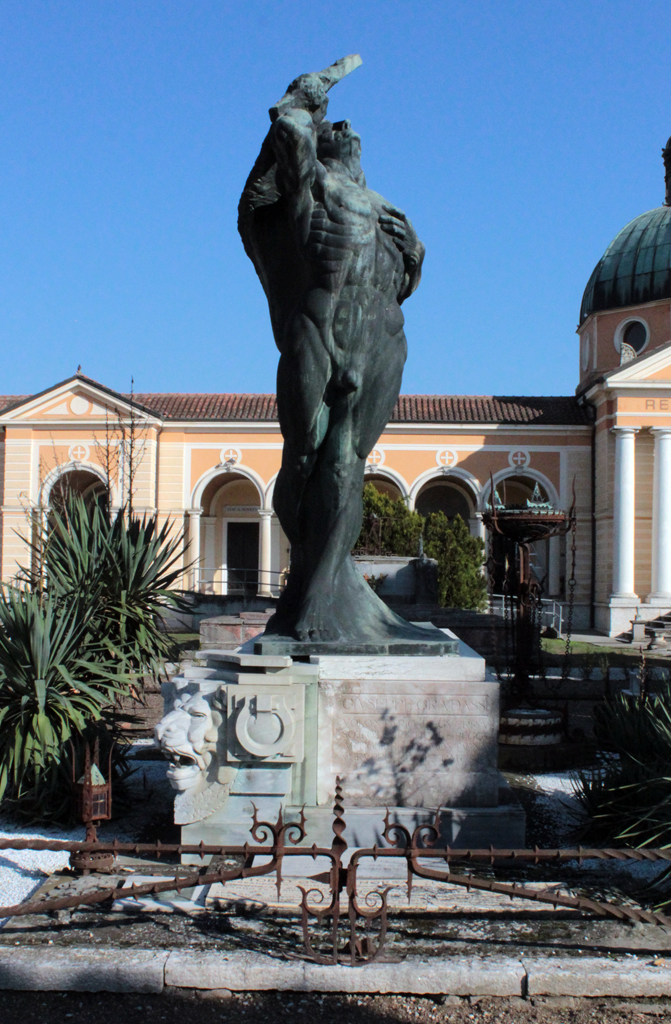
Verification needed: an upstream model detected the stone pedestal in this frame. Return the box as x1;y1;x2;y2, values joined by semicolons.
314;651;498;809
156;634;525;863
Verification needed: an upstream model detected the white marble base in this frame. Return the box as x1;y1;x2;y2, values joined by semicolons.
311;634;499;809
181;788;526;864
174;633;522;859
595;599;639;637
595;597;671;637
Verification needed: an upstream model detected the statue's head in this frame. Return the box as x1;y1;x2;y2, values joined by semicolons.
154;691;220;792
317;120;364;184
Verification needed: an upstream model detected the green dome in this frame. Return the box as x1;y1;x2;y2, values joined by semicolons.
580;205;671;324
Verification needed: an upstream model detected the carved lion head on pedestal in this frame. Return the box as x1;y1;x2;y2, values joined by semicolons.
154;691;220;790
155;681;233;824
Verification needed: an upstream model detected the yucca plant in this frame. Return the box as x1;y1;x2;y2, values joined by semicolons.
25;496;189;679
0;588;134;818
574;688;671;847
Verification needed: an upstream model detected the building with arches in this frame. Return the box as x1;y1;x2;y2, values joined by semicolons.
0;378;594;624
0;136;670;636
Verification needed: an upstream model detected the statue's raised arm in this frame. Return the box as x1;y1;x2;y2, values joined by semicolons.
269;54;363;124
267;56;363;219
239;55;363;263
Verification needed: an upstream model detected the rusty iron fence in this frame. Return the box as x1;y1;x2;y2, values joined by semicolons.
2;779;671;966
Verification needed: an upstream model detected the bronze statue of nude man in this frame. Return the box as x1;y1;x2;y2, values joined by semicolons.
239;56;449;649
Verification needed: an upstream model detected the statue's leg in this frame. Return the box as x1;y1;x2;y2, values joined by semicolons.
290;394;367;640
291;325;409;641
265;314;330;636
273;311;332;537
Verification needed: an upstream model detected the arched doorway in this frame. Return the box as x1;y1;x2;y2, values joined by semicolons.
191;473;287;597
363;474;404;501
48;469;109;516
415;479;474;522
36;468;110;583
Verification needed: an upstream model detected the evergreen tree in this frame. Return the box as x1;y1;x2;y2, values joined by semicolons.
356;483;424;556
423;512;488;611
356;485;488;611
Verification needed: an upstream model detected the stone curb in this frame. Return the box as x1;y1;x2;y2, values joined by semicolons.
0;948;167;993
1;948;671;996
164;951;525;995
523;956;671;998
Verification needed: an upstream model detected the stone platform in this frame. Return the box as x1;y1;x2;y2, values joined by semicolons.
253;637;458;656
181;786;525;865
156;632;525;861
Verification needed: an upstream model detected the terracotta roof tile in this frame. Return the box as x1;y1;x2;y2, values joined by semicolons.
0;395;29;412
130;393;280;421
390;395;592;425
129;392;591;426
0;387;592;426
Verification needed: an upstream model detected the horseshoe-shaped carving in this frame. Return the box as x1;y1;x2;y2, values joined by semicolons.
234;693;296;758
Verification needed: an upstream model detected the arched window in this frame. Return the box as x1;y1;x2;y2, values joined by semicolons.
415;481;472;521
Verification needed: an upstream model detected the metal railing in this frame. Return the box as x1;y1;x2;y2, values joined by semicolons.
2;779;670;965
490;593;564;635
192;567;288;597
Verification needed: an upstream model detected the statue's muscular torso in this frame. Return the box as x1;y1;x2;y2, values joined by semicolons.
299;164;408;392
258;117;418;424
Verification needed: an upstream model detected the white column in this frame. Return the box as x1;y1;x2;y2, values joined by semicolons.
259;509;273;596
187;509;202;591
650;427;671;600
203;516;216;592
469;513;486;541
548;535;561;596
610;426;639;599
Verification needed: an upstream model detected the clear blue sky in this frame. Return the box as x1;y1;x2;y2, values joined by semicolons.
0;0;669;400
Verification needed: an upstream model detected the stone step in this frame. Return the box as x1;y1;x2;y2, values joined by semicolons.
173;666;229;680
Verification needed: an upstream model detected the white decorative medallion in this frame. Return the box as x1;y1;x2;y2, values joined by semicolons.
68;443;90;463
69;395;90;416
508;450;530;469
366;448;384;467
220;447;241;465
436;448;458;468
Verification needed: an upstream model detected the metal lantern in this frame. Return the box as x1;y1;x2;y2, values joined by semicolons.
70;737;115;874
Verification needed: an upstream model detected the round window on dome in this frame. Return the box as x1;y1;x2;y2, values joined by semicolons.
614;317;649;358
623;320;648;354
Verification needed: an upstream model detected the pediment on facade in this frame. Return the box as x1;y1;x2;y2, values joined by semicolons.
604;339;671;388
0;375;161;425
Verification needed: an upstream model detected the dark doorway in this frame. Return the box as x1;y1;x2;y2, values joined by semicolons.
227;521;259;595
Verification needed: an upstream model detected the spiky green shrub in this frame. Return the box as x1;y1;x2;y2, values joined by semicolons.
26;496;188;678
2;495;188;819
0;588;133;818
574;688;671;847
423;512;488;611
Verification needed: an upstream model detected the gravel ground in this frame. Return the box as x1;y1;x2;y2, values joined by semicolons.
1;989;671;1023
0;747;170;911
